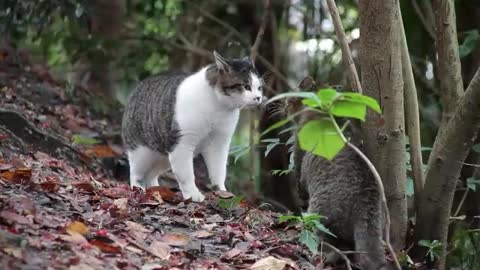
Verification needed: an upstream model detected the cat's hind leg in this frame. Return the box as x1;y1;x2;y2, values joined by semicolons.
127;146;166;190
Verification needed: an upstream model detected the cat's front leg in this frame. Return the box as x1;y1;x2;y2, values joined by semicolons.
169;145;205;202
202;136;230;191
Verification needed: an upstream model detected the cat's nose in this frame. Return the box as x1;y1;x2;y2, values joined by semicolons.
254;96;261;102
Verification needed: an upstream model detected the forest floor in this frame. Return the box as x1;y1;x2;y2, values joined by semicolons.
0;61;324;269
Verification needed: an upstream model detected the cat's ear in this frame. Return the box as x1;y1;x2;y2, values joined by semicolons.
242;56;255;67
213;50;231;73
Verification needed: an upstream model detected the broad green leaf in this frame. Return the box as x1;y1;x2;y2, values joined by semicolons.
72;135;100;145
300;229;319;254
459;30;480;58
331;100;367;121
266;92;320;105
302;98;320;107
298;119;345;160
317;88;339;107
341;92;381;113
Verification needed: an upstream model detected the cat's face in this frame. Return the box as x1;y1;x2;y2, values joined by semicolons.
207;51;264;109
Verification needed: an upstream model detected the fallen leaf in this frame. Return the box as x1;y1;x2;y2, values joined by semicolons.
149;240;171;260
102;187;130;198
59;232;88;244
146;186;177;203
113;198;128;210
39;179;59;192
0;167;32;183
0;210;31;225
225;248;243;260
160;233;190;247
125;221;150;241
84;145;117;158
3;247;22;259
66;221;90;236
72;181;95;192
0;163;13;171
249;256;289;270
89;239;122;254
191;230;214;239
214;190;235;199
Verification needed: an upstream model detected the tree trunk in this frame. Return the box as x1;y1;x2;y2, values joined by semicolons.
358;0;407;250
414;67;480;269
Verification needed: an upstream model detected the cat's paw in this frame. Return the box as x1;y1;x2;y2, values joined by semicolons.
182;188;205;202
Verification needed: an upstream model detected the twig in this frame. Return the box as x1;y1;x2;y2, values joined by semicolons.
325;0;362;94
411;0;435;39
453;188;469;217
330;115;401;270
398;0;425;215
322;241;353;270
193;2;293;89
249;0;271;183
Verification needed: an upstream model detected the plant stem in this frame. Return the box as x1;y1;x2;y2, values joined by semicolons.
330;115;401;270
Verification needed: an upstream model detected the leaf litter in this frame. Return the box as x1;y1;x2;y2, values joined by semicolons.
0;60;322;269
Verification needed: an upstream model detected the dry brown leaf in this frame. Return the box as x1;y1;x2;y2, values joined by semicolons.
0;210;31;225
66;221;90;236
72;181;95;192
102;187;130;198
113;198;128;210
160;233;190;247
149;240;171;260
59;232;88;244
0;163;13;171
89;239;122;254
214;190;235;199
0;167;32;183
249;256;289;270
191;230;214;239
146;186;177;203
84;145;117;158
39;180;59;192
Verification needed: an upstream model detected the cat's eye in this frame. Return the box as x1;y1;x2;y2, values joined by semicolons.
244;85;251;91
259;86;264;91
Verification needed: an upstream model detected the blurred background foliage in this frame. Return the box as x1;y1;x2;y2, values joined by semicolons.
1;0;480;267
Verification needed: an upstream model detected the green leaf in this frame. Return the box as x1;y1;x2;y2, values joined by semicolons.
261;118;290;137
300;229;319;254
331;100;367;121
340;92;381;113
265;92;320;105
317;88;339;107
72;134;100;145
298;119;345;160
459;30;480;58
312;220;336;238
406;177;414;197
264;140;281;157
278;215;301;223
302;98;319;107
473;144;480;154
466;177;480;192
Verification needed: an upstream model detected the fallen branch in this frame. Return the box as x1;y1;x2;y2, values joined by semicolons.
0;108;100;172
322;241;353;270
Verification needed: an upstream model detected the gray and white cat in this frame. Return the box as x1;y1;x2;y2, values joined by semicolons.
121;51;264;202
287;78;388;270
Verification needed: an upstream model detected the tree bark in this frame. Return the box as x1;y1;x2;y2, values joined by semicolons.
359;0;407;250
414;67;480;269
398;0;424;215
426;0;464;164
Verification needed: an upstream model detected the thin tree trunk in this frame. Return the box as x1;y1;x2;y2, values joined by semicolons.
398;0;424;214
414;67;480;269
426;0;464;166
358;0;407;250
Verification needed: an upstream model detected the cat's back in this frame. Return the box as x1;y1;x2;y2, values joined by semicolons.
122;70;189;154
